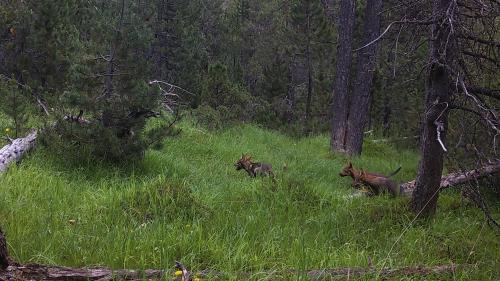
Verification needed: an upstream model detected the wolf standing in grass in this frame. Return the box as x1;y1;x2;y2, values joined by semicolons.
235;154;274;178
339;162;401;197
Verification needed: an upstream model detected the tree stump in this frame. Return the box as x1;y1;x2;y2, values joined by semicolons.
0;228;9;269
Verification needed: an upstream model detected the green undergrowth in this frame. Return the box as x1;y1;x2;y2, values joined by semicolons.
0;122;498;280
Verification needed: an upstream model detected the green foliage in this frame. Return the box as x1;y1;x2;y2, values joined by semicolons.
41;121;147;164
0;123;498;280
120;180;210;223
195;62;253;129
0;1;175;164
142;114;182;150
0;78;30;138
190;105;223;130
200;62;250;109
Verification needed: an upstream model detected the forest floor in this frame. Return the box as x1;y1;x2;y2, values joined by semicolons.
0;122;498;280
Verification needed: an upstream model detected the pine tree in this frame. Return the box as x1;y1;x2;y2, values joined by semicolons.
0;78;30;138
59;0;161;163
1;1;170;163
289;0;332;133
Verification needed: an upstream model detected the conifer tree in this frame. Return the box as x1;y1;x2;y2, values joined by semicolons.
289;0;332;132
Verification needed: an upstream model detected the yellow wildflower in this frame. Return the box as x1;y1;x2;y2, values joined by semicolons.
5;128;11;133
194;278;201;281
174;270;183;277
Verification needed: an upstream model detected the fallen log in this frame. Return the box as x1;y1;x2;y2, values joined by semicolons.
0;263;470;281
0;130;37;173
0;222;475;280
400;160;500;197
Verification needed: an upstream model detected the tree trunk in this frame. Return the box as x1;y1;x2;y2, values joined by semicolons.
344;0;383;155
103;0;125;100
411;0;457;216
330;0;356;153
0;229;8;269
304;6;313;134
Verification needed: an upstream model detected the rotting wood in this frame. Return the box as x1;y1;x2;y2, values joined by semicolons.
0;263;470;281
0;224;474;280
400;160;500;197
0;130;37;173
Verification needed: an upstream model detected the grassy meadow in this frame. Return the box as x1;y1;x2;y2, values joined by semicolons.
0;122;498;280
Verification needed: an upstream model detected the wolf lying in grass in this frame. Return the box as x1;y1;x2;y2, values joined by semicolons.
235;154;274;178
339;162;401;197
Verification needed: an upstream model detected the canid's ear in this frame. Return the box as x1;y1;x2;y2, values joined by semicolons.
348;162;353;168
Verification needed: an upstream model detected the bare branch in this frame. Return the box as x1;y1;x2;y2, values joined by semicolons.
462;50;499;67
458;34;500;47
353;19;435;52
468;87;500;100
149;80;193;113
0;74;50;116
149;80;195;96
459;78;500;152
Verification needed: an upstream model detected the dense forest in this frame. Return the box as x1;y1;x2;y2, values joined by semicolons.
0;0;499;280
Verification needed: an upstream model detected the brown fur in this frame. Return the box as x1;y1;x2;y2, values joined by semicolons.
339;162;401;197
235;154;274;178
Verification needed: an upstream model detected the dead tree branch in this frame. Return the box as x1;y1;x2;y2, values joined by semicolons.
400;160;500;196
0;74;50;116
468;87;500;100
149;80;193;113
353;19;435;52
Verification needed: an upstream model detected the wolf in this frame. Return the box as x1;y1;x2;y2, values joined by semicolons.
339;162;401;197
235;154;274;178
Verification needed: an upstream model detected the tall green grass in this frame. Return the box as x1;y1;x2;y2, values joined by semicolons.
0;122;498;280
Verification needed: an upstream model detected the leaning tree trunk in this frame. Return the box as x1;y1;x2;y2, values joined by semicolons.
0;130;37;173
344;0;383;155
330;0;356;153
411;0;457;217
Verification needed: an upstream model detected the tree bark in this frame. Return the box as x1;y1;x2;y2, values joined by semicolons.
304;5;313;134
330;0;356;153
344;0;383;155
400;161;500;196
0;263;468;281
0;229;8;270
0;130;37;173
411;0;457;217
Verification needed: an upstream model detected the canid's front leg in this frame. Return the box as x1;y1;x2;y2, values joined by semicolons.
245;168;255;177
